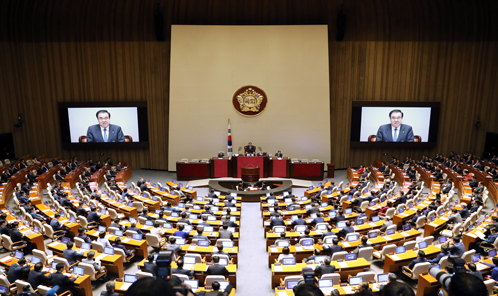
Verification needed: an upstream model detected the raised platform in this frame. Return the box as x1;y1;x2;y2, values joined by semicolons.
208;179;293;202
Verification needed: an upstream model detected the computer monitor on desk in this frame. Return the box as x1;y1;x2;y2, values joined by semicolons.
282;258;296;265
349;276;363;286
378;273;389;283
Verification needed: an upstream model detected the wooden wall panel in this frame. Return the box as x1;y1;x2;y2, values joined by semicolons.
0;0;497;170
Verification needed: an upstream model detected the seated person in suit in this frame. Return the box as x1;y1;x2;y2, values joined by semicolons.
112;237;135;257
82;251;105;275
143;254;158;277
164;237;182;257
304;249;322;264
429;244;450;264
173;224;189;239
245;142;256;154
375;109;414;142
192;226;208;241
338;221;355;238
110;218;124;232
277;247;294;263
101;282;120;296
315;257;336;276
404;250;428;271
171;259;193;279
467;263;483;281
97;231;113;249
218;224;234;240
63;241;84;265
127;222;143;235
212;241;232;260
322;238;343;257
7;258;30;283
86;110;125;142
275;150;283;158
87;207;101;224
76;227;92;244
291;214;307;227
28;262;52;290
270;213;285;228
352;236;371;254
206;256;229;276
50;263;78;296
448;236;466;257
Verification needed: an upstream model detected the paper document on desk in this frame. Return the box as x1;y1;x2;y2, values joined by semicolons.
303;246;314;250
277;292;288;296
59;219;69;224
369;222;378;227
429;222;439;227
389;255;401;260
120;283;132;290
338;262;349;268
188;245;197;251
475;231;486;240
384;236;392;240
342;242;350;247
96;254;107;261
270;247;279;253
295;246;303;252
105;234;113;240
273;266;283;272
400;232;410;237
476;263;489;270
342;286;355;294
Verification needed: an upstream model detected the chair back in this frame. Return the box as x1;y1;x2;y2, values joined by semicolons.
172;274;189;282
78;262;97;281
331;251;347;261
403;241;417;251
461;250;476;263
360;201;369;212
381;244;397;259
107;208;118;220
138;217;147;225
357;247;374;261
205;275;225;287
133;202;144;213
385;208;395;219
415;216;426;229
36;285;52;295
185;254;203;264
91;241;105;253
484;279;495;295
282;276;303;288
439;256;450;270
146;234;161;248
137;271;154;279
15;280;32;293
356;271;375;282
411;262;431;279
78;216;89;228
320;273;340;285
52;257;70;270
422;236;434;245
1;234;13;250
32;250;48;265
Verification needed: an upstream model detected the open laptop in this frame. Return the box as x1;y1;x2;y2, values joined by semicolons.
345;253;357;261
395;246;406;254
349;276;363;286
184;280;199;291
276;240;290;247
218;258;229;266
217;281;230;291
418;241;428;249
378;273;389;283
81;243;91;250
472;254;481;263
386;228;396;235
368;232;378;239
295;225;307;233
318;279;335;295
282;257;296;265
72;266;85;276
31;256;41;264
337;221;346;229
371;216;380;222
104;247;114;255
120;274;138;290
301;239;314;249
314;256;327;264
489;249;497;257
14;251;23;259
347;234;359;242
61;237;70;244
286;280;299;289
345;208;353;215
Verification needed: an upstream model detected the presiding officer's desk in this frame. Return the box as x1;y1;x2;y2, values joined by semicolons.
270;258;371;288
85;229;148;258
382;244;441;273
0;255;92;296
47;240;125;277
136;258;238;287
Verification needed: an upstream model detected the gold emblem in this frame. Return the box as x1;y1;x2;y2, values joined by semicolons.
232;85;268;117
237;88;264;112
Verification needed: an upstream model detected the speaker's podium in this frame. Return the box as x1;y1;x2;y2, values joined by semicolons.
241;167;260;183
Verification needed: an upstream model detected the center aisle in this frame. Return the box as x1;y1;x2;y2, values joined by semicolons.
236;202;274;296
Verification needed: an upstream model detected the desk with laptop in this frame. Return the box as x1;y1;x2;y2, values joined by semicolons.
270;257;371;287
382;241;441;273
85;228;148;258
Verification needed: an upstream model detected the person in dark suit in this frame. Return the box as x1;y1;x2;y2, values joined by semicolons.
330;211;346;223
459;203;470;219
206;256;229;276
50;214;66;236
51;263;78;295
270;213;285;228
192;226;209;241
143;254;158;277
245;142;256;154
0;220;11;236
322;238;343;257
173;224;189;239
338;221;355;238
28;207;44;221
112;237;135;257
207;189;217;199
87;207;101;223
10;222;25;243
212;242;232;260
63;241;84;265
204;281;230;296
86;110;125;142
375;109;414;142
291;214;307;227
429;244;451;264
315;257;336;276
7;258;30;283
448;236;466;257
127;222;143;235
218;224;234;240
164;237;182;257
101;282;120;296
275;151;283;158
405;250;428;270
76;227;92;244
28;262;52;289
171;259;193;279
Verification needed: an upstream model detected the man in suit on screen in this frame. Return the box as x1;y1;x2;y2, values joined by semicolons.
375;109;414;142
86;110;125;142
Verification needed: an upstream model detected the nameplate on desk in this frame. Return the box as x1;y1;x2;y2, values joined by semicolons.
342;286;355;294
270;247;279;253
338;262;349;268
389;255;401;260
273;265;283;272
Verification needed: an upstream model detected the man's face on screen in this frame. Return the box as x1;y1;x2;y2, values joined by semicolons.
390;112;403;128
97;112;110;129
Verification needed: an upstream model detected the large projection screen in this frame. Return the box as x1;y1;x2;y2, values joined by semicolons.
169;25;330;171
